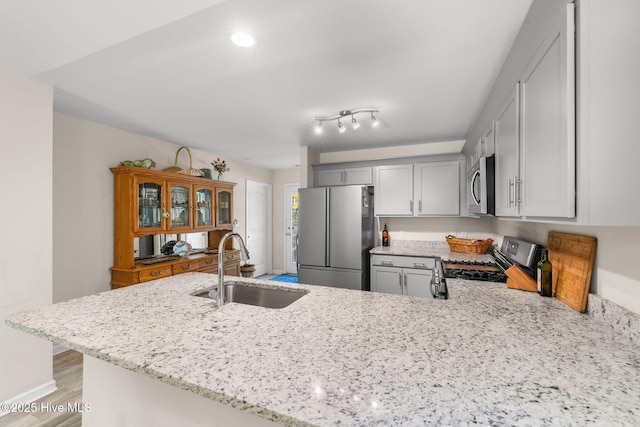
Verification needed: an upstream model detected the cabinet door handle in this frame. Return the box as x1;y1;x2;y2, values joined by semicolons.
403;273;407;293
418;200;422;213
410;200;414;213
515;177;523;204
507;178;514;207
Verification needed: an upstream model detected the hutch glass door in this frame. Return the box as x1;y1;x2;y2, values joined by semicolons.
195;187;213;228
216;189;232;227
169;184;192;230
135;179;164;233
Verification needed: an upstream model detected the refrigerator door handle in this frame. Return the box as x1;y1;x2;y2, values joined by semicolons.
295;233;300;271
325;192;330;264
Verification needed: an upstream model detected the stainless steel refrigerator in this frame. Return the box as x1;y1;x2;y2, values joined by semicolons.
297;185;374;291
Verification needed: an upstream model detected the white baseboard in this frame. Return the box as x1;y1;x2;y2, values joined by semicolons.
53;343;69;356
0;380;57;418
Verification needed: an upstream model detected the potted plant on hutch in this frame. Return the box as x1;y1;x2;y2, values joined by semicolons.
211;157;230;181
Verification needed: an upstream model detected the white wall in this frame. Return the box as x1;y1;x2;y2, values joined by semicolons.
382;217;493;242
299;146;319;188
53;113;273;302
0;65;54;403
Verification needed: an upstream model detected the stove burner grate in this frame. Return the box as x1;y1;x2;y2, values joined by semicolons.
443;260;508;283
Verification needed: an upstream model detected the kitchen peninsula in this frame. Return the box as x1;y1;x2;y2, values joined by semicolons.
6;271;640;426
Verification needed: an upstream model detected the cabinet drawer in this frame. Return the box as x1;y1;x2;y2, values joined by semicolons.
173;261;200;274
371;255;435;269
199;257;218;270
223;251;241;263
139;266;173;282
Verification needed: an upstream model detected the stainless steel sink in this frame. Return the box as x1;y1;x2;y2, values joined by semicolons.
194;282;306;309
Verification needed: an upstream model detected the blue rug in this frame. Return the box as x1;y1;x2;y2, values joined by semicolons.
269;274;298;283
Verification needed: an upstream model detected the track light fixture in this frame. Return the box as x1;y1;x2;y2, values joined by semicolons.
313;108;379;134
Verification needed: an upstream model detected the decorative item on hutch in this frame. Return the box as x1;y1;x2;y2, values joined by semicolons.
211;157;230;180
162;146;204;177
120;158;156;169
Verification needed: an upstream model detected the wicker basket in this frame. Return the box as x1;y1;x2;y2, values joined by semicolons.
162;146;204;177
445;235;494;254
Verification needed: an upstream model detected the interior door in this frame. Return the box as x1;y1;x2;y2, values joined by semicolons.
245;180;272;277
284;184;299;274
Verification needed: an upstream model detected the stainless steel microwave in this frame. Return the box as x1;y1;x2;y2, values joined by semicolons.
468;155;495;215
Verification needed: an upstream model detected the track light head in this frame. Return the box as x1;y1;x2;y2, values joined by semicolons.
314;121;323;134
338;119;346;133
371;112;379;127
351;115;360;129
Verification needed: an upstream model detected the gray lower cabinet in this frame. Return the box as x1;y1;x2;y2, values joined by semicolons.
370;255;434;297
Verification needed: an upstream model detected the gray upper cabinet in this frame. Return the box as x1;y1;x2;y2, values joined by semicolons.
375;161;461;217
316;167;372;187
374;164;414;216
414;161;460;215
494;83;521;217
494;3;575;219
519;3;575;218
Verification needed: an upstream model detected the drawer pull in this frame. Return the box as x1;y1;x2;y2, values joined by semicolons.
181;264;192;271
205;259;214;265
380;261;394;266
150;270;163;277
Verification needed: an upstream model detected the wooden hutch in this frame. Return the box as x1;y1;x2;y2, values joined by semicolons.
110;166;240;289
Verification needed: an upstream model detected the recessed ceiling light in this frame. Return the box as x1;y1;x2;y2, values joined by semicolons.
230;32;255;47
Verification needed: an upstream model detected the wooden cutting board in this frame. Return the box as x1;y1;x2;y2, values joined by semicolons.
547;231;597;313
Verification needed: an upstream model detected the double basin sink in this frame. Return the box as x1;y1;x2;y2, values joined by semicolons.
195;282;306;309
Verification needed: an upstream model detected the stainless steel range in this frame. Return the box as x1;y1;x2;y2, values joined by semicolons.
443;236;541;283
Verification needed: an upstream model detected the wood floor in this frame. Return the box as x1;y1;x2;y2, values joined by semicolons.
1;351;83;427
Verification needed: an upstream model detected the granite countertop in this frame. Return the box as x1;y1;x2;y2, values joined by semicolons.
6;273;640;426
370;241;495;263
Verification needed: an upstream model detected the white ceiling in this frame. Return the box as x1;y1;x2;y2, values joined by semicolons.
0;0;533;170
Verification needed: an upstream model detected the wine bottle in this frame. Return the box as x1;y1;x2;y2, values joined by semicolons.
537;249;552;297
382;224;390;247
